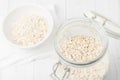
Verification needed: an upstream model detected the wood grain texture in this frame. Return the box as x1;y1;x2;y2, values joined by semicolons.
0;0;120;80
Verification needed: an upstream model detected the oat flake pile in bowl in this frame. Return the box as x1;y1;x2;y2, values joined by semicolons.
11;16;48;46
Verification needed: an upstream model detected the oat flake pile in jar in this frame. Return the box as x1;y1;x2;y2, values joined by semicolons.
51;11;120;80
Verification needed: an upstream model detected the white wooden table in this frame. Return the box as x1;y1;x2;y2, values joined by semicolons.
0;0;120;80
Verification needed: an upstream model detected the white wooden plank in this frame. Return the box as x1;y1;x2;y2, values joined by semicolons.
66;0;96;19
0;0;12;60
0;66;18;80
0;60;35;80
0;0;120;80
95;0;120;80
15;62;35;80
7;0;38;12
95;0;120;23
0;70;2;80
24;63;34;80
94;0;109;14
35;0;66;23
0;0;8;17
34;58;54;80
105;38;120;80
14;65;26;80
106;0;120;23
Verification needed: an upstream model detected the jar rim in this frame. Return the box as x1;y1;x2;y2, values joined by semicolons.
54;18;109;66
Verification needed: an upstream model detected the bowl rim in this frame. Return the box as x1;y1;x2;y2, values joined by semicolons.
2;4;54;49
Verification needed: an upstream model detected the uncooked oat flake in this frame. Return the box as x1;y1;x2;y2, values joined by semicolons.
11;15;48;46
59;35;103;63
56;35;108;80
56;53;109;80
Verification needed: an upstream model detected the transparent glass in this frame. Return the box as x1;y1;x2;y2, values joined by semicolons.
51;11;120;80
54;18;108;66
51;18;109;80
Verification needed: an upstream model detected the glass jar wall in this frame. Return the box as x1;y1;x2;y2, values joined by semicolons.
51;18;109;80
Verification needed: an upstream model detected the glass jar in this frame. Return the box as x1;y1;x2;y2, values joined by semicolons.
51;11;120;80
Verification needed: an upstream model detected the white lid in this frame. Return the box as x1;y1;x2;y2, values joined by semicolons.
84;11;120;39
